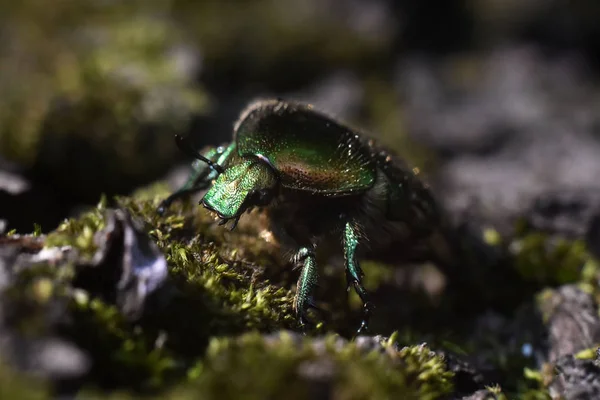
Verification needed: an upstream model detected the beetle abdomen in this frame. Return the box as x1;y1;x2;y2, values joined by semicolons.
373;149;442;233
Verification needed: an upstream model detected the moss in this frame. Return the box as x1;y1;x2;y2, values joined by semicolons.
6;182;468;398
0;1;209;200
75;334;455;400
117;193;297;329
12;174;588;398
64;295;179;392
574;347;597;360
0;359;49;400
514;361;552;400
40;192;296;391
45;196;108;259
168;332;453;400
512;232;596;286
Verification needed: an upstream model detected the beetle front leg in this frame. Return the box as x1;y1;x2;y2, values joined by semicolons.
157;159;213;215
293;246;319;331
343;221;374;335
157;143;236;215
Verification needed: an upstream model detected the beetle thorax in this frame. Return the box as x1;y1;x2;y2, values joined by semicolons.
201;158;278;221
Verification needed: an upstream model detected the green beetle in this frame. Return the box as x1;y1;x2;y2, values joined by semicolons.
158;99;447;332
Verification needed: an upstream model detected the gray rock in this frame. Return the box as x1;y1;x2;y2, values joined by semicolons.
551;354;600;400
73;209;168;319
538;285;600;363
397;46;600;233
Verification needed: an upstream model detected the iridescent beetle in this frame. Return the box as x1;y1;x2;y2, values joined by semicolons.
158;99;447;332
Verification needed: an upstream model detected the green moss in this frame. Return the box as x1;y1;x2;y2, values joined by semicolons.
512;232;595;286
65;295;178;392
574;347;597;360
0;1;209;199
0;359;49;400
13;179;582;398
168;332;453;400
41;192;295;391
117;194;297;329
517;390;552;400
45;197;108;259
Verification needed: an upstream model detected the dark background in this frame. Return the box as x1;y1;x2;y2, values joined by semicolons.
2;0;600;234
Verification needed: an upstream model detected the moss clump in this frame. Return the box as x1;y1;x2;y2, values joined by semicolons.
38;192;296;391
12;178;581;398
168;332;453;400
45;196;108;259
5;189;462;398
511;232;596;287
64;294;178;392
116;193;297;330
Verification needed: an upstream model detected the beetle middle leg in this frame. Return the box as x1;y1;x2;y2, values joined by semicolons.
343;221;374;334
293;246;319;331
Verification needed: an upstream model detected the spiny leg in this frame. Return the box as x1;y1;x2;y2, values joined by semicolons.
343;221;374;334
293;246;319;331
157;143;236;215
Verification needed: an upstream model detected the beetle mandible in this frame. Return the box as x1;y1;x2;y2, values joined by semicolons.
158;98;447;333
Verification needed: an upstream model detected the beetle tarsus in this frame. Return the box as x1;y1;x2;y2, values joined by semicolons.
229;216;240;231
356;300;374;335
157;188;198;215
156;204;168;216
297;299;321;335
157;194;179;215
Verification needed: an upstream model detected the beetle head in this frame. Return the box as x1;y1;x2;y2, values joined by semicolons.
201;158;277;230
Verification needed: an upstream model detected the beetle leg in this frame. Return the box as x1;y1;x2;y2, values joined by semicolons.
343;221;374;335
293;246;319;331
157;143;236;215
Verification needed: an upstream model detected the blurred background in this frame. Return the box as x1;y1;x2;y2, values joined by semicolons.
2;0;600;235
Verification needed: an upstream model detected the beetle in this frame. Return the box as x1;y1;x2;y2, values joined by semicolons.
157;98;449;333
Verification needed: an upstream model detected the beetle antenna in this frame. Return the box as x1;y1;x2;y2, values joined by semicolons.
174;134;225;174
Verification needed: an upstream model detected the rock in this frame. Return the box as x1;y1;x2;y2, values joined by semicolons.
459;389;503;400
0;206;168;394
398;46;600;233
538;285;600;363
527;190;600;240
550;354;600;400
0;234;91;385
72;209;168;320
